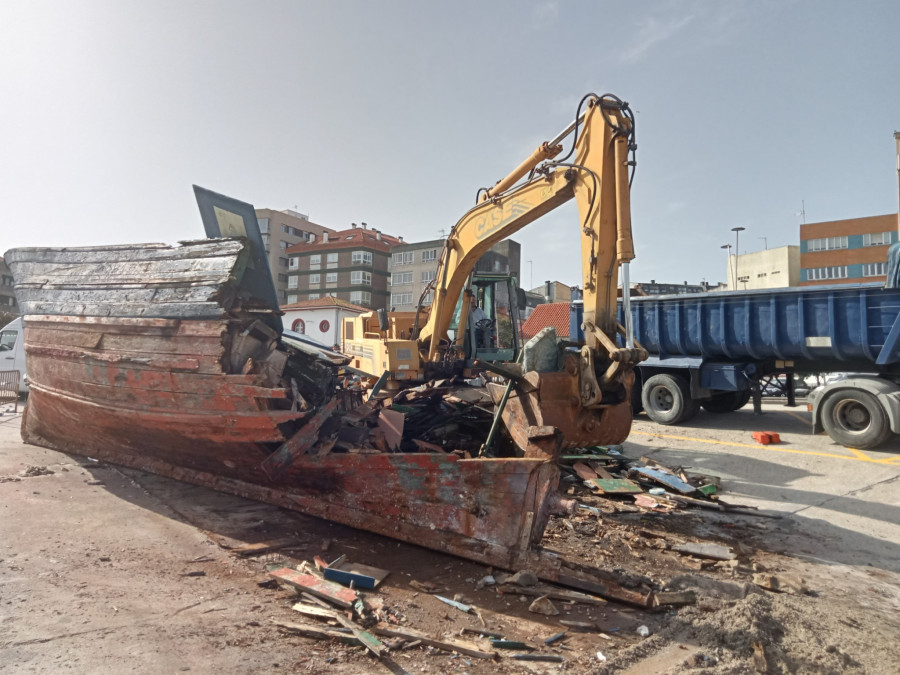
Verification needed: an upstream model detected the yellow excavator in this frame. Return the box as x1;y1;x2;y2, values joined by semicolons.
342;93;647;454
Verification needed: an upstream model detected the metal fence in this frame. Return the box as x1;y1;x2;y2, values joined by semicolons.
0;370;20;413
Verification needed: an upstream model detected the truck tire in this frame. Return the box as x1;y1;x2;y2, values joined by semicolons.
642;374;695;425
702;389;751;414
821;390;893;449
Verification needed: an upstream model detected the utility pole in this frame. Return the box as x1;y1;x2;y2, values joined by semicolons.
731;227;746;289
721;244;733;289
759;236;768;250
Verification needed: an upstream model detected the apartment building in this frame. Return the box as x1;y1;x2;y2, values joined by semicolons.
0;257;17;316
800;213;898;286
388;239;522;310
255;208;335;304
387;238;443;309
285;224;401;309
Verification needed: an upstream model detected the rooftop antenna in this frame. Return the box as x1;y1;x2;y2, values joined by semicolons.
797;200;806;224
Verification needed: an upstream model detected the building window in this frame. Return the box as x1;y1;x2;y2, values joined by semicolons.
391;293;413;307
278;257;289;267
281;224;289;234
421;270;436;283
310;254;321;270
319;320;330;333
309;273;321;285
421;249;437;262
287;294;298;304
257;218;269;233
279;240;288;250
277;273;288;282
391;271;413;285
807;266;848;281
326;253;338;268
292;318;305;333
351;250;372;265
289;257;298;270
862;262;886;277
392;251;414;266
807;236;848;252
351;271;372;285
863;232;894;247
308;293;320;300
350;291;372;306
326;272;338;283
288;276;298;289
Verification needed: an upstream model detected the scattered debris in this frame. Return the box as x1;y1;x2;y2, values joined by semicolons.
636;624;650;637
673;543;737;561
752;640;768;672
231;538;298;557
372;625;494;660
544;631;567;645
269;567;358;609
528;595;559;616
19;465;54;478
512;653;564;662
508;569;539;586
752;573;809;595
490;639;531;650
323;559;390;590
435;595;474;614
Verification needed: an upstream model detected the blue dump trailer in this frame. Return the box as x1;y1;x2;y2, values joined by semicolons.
570;283;900;449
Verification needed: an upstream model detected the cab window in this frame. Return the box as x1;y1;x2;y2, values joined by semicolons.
0;330;16;352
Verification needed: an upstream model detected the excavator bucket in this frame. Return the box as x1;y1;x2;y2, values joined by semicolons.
485;349;635;459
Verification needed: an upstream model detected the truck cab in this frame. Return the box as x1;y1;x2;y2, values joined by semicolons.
0;317;28;394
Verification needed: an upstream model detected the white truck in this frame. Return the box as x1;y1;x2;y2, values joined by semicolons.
0;317;28;394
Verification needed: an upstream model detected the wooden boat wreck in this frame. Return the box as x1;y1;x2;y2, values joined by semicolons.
5;232;652;604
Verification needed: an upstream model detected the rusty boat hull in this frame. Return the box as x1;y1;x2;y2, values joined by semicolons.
6;240;564;571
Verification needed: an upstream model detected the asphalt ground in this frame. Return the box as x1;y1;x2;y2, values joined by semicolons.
626;399;900;572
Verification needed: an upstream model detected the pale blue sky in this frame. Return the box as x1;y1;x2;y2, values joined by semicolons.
2;1;899;288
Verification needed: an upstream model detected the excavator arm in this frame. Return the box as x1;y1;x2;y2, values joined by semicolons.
420;94;640;358
417;94;648;455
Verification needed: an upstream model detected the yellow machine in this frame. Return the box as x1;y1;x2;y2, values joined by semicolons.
343;93;647;453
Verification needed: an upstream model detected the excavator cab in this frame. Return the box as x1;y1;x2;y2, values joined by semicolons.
446;274;524;366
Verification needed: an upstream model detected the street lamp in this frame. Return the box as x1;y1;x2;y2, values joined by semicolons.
731;227;746;288
720;244;733;289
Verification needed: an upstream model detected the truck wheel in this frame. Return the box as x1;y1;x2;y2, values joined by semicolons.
821;390;893;449
642;374;694;425
702;390;751;414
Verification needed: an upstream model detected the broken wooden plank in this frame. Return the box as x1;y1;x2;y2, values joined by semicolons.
370;625;495;660
291;602;340;620
652;591;697;607
587;477;642;494
572;462;598;481
271;619;360;645
269;567;358;608
377;409;405;451
412;438;446;453
261;398;338;479
230;538;298;557
672;543;736;560
496;583;607;606
331;612;385;658
630;466;697;494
